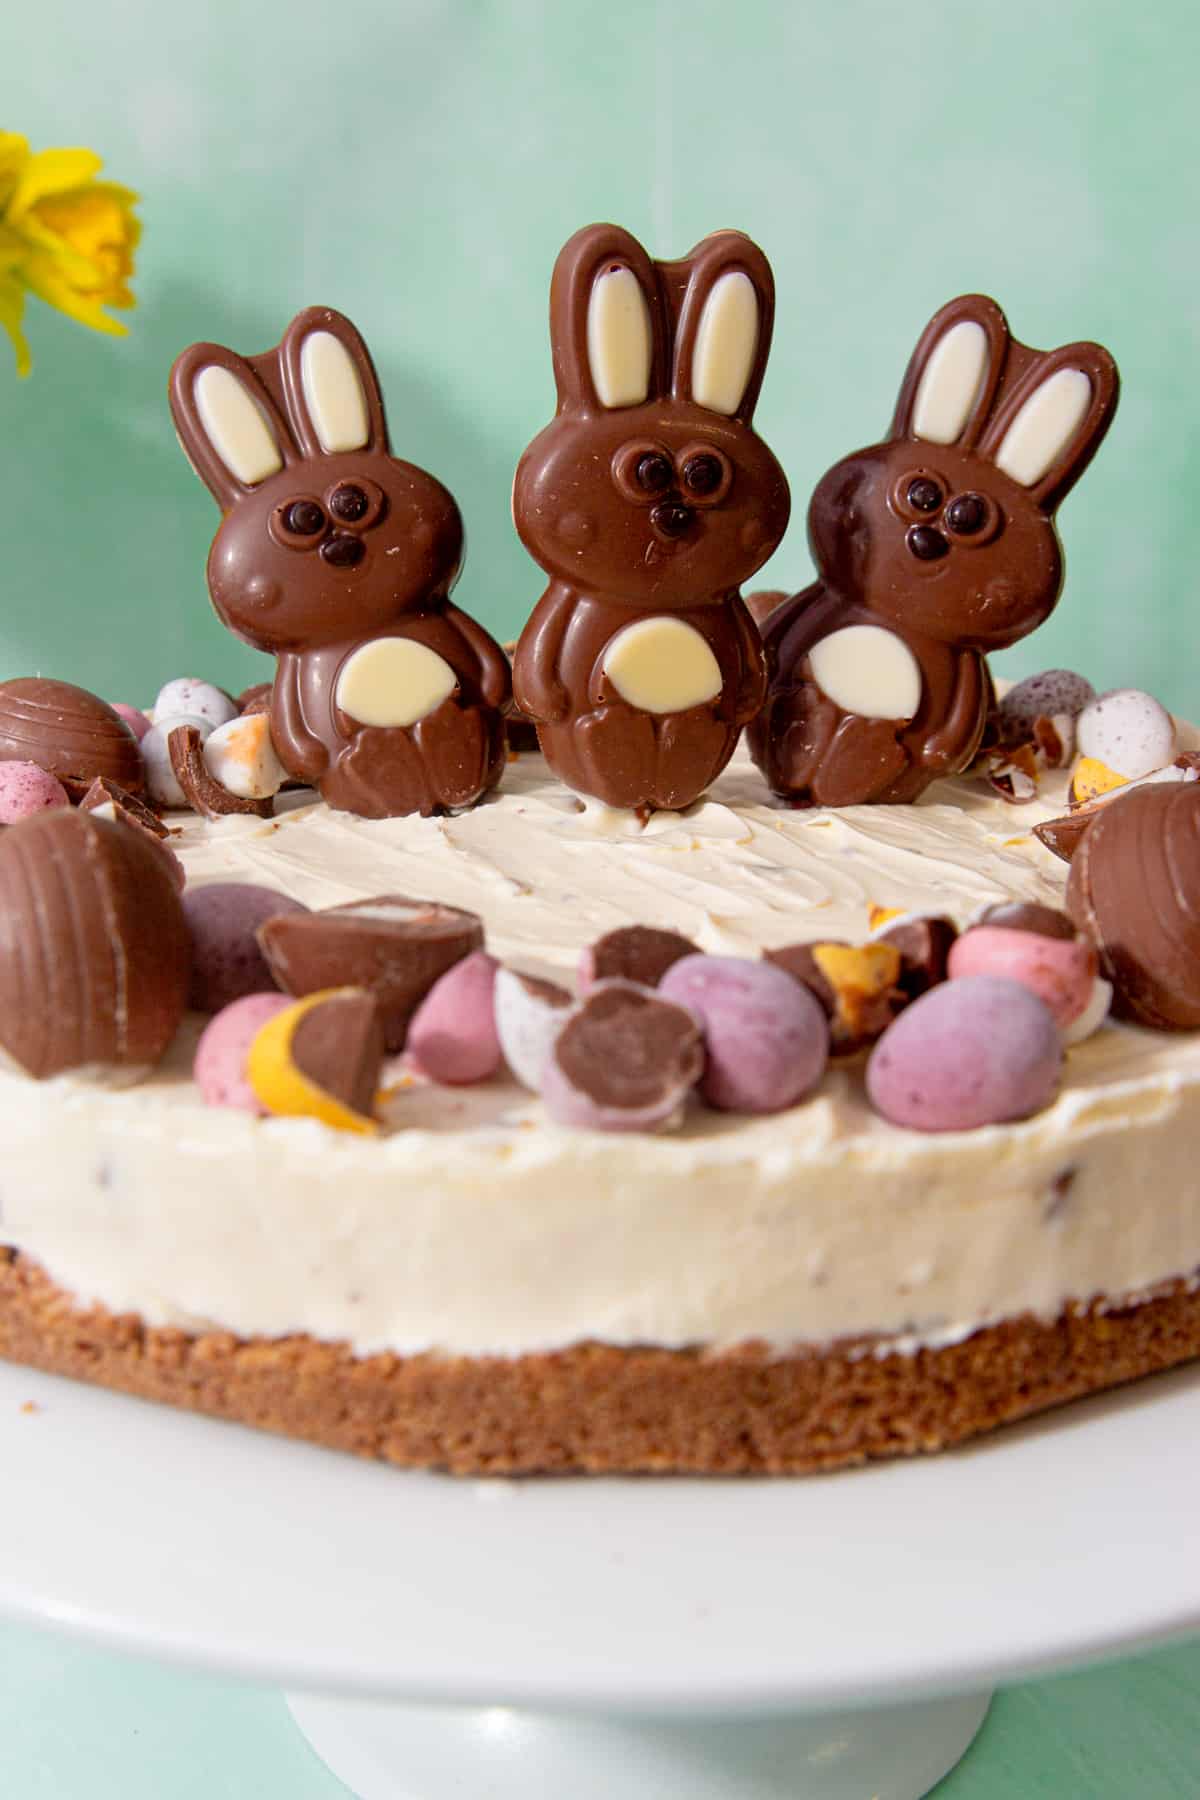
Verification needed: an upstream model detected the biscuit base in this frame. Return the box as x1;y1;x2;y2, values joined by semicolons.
2;1249;1198;1475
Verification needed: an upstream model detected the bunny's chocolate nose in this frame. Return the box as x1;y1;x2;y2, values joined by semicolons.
650;499;694;540
906;524;949;562
321;533;365;568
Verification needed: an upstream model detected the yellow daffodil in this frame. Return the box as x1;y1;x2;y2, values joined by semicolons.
0;131;139;375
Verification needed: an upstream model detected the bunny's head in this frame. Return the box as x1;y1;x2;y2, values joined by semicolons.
513;224;790;605
805;295;1115;655
170;308;462;653
807;295;1119;650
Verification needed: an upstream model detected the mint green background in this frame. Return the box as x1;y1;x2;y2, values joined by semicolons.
3;15;1198;1788
1;1619;1198;1796
3;0;1199;712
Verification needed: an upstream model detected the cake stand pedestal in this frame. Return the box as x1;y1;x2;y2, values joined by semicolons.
1;1361;1198;1800
286;1688;992;1800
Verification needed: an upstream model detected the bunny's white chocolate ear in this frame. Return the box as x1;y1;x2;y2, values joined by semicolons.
586;264;654;408
992;366;1093;488
909;320;991;445
689;271;760;416
193;365;284;485
299;330;371;453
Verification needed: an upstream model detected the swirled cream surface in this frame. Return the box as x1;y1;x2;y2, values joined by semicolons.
3;741;1200;1356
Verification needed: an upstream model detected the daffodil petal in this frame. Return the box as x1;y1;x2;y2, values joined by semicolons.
22;254;127;334
8;147;104;218
0;277;31;376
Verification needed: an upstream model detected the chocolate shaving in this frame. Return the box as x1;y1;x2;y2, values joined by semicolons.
878;916;958;1000
80;776;168;839
1033;810;1095;863
984;743;1039;804
766;939;905;1051
168;725;273;820
1032;714;1067;768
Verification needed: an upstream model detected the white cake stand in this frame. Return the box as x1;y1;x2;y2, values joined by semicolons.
1;1358;1197;1800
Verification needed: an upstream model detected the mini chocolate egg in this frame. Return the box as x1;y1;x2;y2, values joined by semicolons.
194;992;292;1112
154;676;238;732
493;966;573;1089
109;703;152;743
998;670;1095;736
660;954;829;1112
203;713;287;799
541;980;705;1132
184;883;308;1014
947;926;1096;1028
1076;688;1176;779
407;951;502;1084
866;975;1062;1132
0;808;190;1077
246;988;385;1133
579;925;699;992
0;761;70;823
0;677;143;798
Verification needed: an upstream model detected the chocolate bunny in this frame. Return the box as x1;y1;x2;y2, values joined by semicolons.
512;224;790;812
170;306;511;818
748;294;1119;807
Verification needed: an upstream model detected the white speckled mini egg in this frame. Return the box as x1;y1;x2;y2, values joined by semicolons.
1076;688;1176;779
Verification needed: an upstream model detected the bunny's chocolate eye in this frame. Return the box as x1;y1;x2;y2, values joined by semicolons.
945;492;987;535
676;443;732;505
636;453;673;494
283;499;325;536
330;483;369;523
682;454;722;496
906;477;942;513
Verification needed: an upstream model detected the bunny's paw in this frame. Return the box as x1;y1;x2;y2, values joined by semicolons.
413;699;505;810
323;728;436;819
655;708;736;809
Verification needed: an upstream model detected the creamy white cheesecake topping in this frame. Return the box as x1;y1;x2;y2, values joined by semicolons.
3;738;1199;1356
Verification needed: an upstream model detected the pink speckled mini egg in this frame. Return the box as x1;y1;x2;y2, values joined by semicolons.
947;926;1096;1028
0;760;70;823
194;992;292;1112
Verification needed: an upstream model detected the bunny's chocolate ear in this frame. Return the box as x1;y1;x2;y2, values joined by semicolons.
549;223;666;412
277;307;390;460
890;295;1010;450
671;231;775;421
979;341;1119;511
169;343;295;511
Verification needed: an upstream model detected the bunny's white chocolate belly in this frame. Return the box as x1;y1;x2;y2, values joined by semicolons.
807;624;923;721
601;616;724;715
335;638;459;729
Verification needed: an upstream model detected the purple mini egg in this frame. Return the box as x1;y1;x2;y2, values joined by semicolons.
184;882;308;1013
194;991;291;1112
0;760;71;823
659;953;829;1114
867;975;1062;1133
